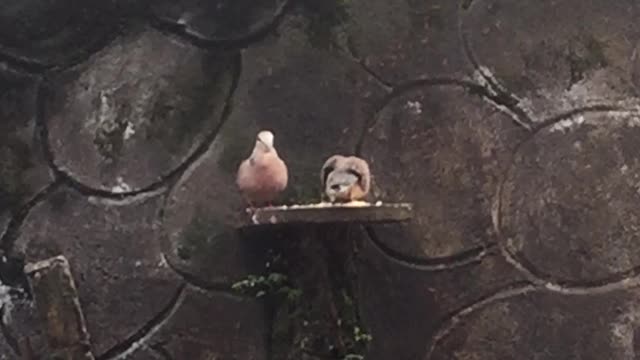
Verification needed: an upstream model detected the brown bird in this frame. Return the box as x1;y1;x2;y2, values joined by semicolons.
236;130;288;208
321;155;371;203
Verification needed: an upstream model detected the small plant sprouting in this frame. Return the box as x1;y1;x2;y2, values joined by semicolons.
232;272;302;302
353;326;373;344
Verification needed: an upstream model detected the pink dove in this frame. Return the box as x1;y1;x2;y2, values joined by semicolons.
236;130;288;208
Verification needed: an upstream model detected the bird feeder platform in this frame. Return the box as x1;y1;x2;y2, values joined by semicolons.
246;201;413;226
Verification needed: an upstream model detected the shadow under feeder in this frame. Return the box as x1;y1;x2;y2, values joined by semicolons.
19;204;414;360
240;202;413;359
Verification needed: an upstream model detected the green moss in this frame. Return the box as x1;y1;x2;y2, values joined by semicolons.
232;272;302;301
247;238;371;360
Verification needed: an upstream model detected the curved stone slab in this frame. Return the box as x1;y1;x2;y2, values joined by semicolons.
429;288;640;360
43;28;237;193
13;187;182;356
347;0;473;82
0;0;128;69
151;0;288;42
162;137;267;287
357;233;524;360
360;85;525;259
463;0;640;117
151;286;267;360
0;73;52;226
500;111;640;283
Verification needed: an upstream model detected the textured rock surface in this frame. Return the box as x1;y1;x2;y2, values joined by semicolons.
2;0;640;359
0;72;52;235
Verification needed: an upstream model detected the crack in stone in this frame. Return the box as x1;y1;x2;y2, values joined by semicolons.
456;4;536;130
338;36;394;92
364;226;497;271
34;52;243;201
149;0;293;50
423;282;537;360
96;283;187;360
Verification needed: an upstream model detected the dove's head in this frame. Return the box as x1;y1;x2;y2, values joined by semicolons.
325;171;359;202
253;130;276;154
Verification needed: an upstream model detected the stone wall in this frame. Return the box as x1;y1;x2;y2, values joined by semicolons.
2;0;640;359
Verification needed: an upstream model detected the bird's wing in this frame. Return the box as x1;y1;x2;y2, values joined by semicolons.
321;155;345;188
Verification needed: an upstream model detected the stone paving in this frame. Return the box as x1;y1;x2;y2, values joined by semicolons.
2;0;640;359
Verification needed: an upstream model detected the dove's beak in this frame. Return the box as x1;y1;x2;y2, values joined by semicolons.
256;137;272;152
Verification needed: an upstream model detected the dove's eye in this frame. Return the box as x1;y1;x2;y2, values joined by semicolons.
346;168;362;181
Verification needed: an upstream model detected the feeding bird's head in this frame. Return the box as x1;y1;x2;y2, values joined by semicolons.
325;171;359;202
321;155;371;202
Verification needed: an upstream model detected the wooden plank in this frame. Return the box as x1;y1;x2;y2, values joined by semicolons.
24;255;94;360
245;202;413;226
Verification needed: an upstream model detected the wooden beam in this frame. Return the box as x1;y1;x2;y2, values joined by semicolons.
24;256;94;360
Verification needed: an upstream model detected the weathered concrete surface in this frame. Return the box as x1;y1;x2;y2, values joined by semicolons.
347;0;473;83
361;85;527;259
500;111;640;283
463;0;640;118
151;0;289;42
0;72;52;234
0;0;132;69
161;140;267;288
428;288;640;360
43;28;237;193
151;286;268;360
357;232;525;360
13;188;182;356
3;0;640;359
